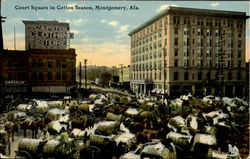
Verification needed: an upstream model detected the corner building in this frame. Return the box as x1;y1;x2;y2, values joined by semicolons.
129;7;248;98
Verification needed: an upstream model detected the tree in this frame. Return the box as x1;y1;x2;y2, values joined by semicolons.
100;72;111;87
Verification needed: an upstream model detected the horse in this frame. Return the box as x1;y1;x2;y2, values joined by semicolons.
20;118;43;138
5;121;19;141
71;116;94;130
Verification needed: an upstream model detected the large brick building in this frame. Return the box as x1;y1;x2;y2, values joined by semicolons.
129;7;248;98
0;49;76;94
0;20;76;95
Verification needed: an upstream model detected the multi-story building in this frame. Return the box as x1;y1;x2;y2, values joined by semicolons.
118;65;130;89
0;20;76;95
129;7;248;98
119;65;130;83
0;49;76;94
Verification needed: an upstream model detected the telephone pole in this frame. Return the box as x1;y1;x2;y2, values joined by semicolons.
84;59;87;89
79;62;82;88
163;47;166;105
0;1;6;99
119;64;124;83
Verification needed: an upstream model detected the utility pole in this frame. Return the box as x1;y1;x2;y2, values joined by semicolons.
163;47;166;105
84;59;87;89
0;1;6;99
0;1;6;51
79;62;82;88
119;64;124;83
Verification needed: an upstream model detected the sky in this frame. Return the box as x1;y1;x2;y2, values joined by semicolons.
1;0;250;67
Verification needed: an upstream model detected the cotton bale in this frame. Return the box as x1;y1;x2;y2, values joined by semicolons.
106;93;120;101
94;99;106;106
191;134;217;152
114;132;136;150
89;94;98;102
17;104;32;112
186;114;199;131
48;101;65;109
171;99;183;111
119;151;140;159
48;120;65;134
141;142;176;159
210;150;228;159
95;121;120;136
71;128;86;138
106;112;124;121
203;126;217;136
166;132;192;148
46;108;63;121
42;140;60;155
34;100;49;114
18;138;42;155
233;97;248;106
140;102;154;111
168;116;185;132
78;104;90;113
89;134;111;146
139;111;154;119
137;99;145;104
120;96;131;105
125;108;139;117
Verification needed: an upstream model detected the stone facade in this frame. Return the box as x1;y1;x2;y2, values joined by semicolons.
129;7;248;98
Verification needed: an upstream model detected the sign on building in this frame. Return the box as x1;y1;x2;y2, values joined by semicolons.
23;20;74;50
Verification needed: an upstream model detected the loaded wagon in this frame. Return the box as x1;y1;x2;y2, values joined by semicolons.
15;138;79;159
0;131;10;156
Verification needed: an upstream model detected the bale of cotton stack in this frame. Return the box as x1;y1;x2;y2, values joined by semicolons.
46;108;63;121
48;101;64;109
191;134;217;157
95;121;120;136
48;120;66;134
120;96;132;105
171;99;183;112
89;134;112;146
71;128;86;138
106;112;124;121
42;139;60;155
114;132;136;151
141;141;176;159
139;111;154;119
168;116;185;132
18;138;42;154
166;131;193;148
34;100;49;114
78;104;90;113
125;108;139;117
17;104;32;112
119;151;140;159
89;94;98;102
140;102;154;111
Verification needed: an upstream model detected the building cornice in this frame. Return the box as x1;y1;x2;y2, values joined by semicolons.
128;6;248;36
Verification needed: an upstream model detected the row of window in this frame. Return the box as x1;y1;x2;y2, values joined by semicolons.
132;52;163;62
173;16;243;28
32;59;75;69
131;38;162;50
31;72;75;81
132;59;242;71
132;71;242;81
131;15;243;41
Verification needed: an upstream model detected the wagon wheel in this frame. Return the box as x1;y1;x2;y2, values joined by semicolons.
88;145;101;154
15;150;33;159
